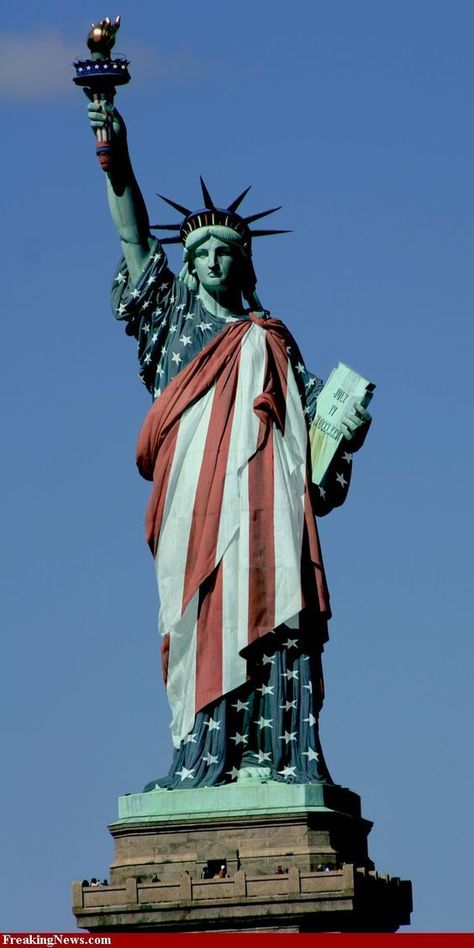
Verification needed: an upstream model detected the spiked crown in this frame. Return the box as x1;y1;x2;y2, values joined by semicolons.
150;177;290;252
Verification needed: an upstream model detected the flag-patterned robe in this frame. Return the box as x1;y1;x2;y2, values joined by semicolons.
112;240;354;786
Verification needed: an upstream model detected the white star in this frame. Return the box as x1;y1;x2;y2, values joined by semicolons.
153;307;163;316
117;303;127;315
184;733;197;744
146;275;155;286
153;387;161;398
262;654;275;665
232;699;249;711
203;752;218;765
171;351;182;365
304;406;311;416
253;750;272;763
257;684;274;696
226;767;240;780
197;321;213;331
280;700;297;710
306;377;316;389
142;322;151;333
184;312;195;320
282;669;299;681
279;731;297;743
115;272;126;284
151;332;158;343
286;346;292;354
152;252;163;262
230;732;248;744
278;765;297;778
342;452;353;463
170;295;175;304
336;472;348;488
144;353;152;365
156;366;165;377
318;485;326;499
179;334;192;346
296;362;305;374
205;717;221;731
304;713;316;727
130;288;140;299
169;324;178;334
176;302;186;311
175;767;195;781
142;300;151;309
255;717;273;729
160;345;167;355
302;747;320;761
303;682;313;694
283;638;299;649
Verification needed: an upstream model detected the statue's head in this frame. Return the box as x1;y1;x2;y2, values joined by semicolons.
180;226;260;307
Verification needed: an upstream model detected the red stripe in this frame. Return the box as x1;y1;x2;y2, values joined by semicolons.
194;561;223;712
247;341;276;644
303;476;331;623
181;347;240;614
247;331;291;645
160;632;170;686
143;423;179;555
247;420;275;644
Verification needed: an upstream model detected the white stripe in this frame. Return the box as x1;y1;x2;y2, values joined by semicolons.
217;326;267;694
167;592;199;748
155;385;215;746
156;384;215;633
273;360;307;625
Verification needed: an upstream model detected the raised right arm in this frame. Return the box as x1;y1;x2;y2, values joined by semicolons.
87;99;155;285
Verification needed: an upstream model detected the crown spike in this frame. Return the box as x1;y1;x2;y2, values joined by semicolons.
250;228;292;237
156;193;191;217
227;185;252;213
149;224;182;230
244;206;282;225
200;176;216;210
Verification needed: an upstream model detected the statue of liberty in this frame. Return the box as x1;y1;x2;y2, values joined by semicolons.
86;73;371;792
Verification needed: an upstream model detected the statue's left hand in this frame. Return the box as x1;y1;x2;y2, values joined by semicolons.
340;401;371;452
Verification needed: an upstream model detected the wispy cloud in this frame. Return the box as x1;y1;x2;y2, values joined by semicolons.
0;29;210;101
0;30;80;99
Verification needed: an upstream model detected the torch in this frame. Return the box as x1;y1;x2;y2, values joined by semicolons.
73;16;130;171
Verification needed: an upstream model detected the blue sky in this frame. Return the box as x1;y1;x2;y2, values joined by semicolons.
1;0;473;933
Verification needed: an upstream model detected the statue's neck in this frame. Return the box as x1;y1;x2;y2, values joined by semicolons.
197;285;246;321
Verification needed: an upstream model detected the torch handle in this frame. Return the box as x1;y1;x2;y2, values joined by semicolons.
93;91;113;172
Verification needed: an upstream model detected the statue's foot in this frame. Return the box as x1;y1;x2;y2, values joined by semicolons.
236;765;272;783
143;776;172;792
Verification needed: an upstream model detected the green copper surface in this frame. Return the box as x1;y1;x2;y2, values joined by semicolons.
115;780;362;824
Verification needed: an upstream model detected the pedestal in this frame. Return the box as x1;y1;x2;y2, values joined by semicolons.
72;779;412;932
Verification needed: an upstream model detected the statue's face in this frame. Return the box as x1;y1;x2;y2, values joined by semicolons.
191;237;240;295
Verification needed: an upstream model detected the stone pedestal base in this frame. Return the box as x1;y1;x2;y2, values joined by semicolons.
72;780;412;932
